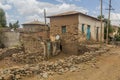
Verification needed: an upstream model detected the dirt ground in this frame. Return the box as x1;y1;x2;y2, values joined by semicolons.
24;45;120;80
0;45;120;80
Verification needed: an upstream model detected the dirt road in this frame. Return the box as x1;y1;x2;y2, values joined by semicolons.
25;46;120;80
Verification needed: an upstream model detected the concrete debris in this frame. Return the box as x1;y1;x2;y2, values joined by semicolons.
0;46;109;80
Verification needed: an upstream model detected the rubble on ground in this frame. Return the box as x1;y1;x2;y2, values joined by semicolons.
0;47;44;64
0;46;109;80
78;44;99;55
12;52;44;64
0;44;100;65
0;47;22;60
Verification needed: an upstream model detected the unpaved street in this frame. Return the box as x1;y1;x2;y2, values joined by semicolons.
25;46;120;80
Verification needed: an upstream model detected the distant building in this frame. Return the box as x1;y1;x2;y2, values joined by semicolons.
109;25;119;38
47;11;104;54
22;20;49;40
22;20;48;31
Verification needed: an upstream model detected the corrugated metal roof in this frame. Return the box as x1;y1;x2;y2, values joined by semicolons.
47;11;101;21
47;11;79;17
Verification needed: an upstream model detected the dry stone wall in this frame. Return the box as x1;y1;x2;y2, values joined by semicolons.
20;33;44;54
50;24;79;54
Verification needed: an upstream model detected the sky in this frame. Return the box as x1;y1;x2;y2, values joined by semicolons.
0;0;120;26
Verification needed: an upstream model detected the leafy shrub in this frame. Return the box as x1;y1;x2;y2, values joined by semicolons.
115;35;120;41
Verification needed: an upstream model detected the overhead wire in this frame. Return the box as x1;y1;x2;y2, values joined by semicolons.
102;0;120;25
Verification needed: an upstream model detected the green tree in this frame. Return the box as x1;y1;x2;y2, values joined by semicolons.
114;27;120;41
0;8;6;27
9;20;20;30
9;23;12;28
97;15;104;19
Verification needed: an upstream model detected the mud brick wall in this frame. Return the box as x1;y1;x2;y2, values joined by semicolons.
37;31;50;40
61;24;79;54
50;15;80;54
78;30;86;43
20;33;44;54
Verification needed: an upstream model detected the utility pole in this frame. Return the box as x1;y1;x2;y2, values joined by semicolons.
44;9;47;25
43;9;48;59
44;9;47;32
106;0;114;44
100;0;103;44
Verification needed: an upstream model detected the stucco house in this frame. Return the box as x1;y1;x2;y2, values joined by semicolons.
47;11;104;54
22;20;47;31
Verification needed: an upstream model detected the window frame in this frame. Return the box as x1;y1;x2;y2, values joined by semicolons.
82;24;85;33
61;26;66;33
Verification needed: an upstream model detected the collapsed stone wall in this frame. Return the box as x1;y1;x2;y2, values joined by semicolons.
0;46;110;80
20;33;44;54
78;31;87;43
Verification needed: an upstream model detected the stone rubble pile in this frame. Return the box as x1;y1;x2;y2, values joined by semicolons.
78;45;90;54
0;48;22;60
0;47;109;80
78;44;100;55
12;52;44;64
0;47;44;64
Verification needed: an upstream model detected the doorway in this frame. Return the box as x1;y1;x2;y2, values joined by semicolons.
60;44;62;51
87;25;91;40
96;27;99;41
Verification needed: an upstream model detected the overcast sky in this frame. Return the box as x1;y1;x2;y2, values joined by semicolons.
0;0;120;26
